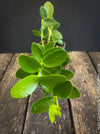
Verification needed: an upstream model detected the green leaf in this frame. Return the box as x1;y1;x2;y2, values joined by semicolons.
43;18;56;28
52;30;63;40
31;42;43;62
38;74;67;93
44;65;61;74
43;88;50;95
10;75;38;98
52;33;58;43
45;41;55;50
16;68;31;79
44;1;54;18
43;27;49;39
62;55;70;67
49;104;62;123
31;96;55;114
38;69;51;76
18;55;41;73
43;47;67;68
53;81;73;99
44;47;62;57
32;30;41;37
40;6;47;19
67;86;81;99
60;69;74;80
53;22;60;30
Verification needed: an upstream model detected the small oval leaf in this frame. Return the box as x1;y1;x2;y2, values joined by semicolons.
31;42;43;62
62;55;70;67
31;96;55;114
52;30;63;40
43;18;56;27
67;86;81;99
45;41;55;50
60;69;74;80
40;6;47;19
32;30;41;37
18;55;41;73
53;81;73;99
16;68;31;79
43;47;67;67
10;75;38;98
44;1;54;18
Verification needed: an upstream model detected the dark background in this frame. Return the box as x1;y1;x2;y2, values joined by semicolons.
0;0;100;53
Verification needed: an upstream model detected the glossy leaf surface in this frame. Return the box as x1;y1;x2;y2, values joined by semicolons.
62;55;70;67
53;81;72;99
31;96;55;114
43;47;67;67
31;42;43;62
67;86;81;99
18;55;41;73
10;75;38;98
38;74;67;93
44;1;54;18
16;68;31;79
40;6;47;19
60;69;74;80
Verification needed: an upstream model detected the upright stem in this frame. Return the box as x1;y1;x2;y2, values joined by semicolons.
41;19;44;47
48;27;51;43
56;96;59;106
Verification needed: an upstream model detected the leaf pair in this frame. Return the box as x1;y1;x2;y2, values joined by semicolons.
40;1;54;19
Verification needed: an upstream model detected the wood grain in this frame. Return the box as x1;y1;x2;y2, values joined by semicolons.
88;52;100;132
66;52;98;134
88;52;100;73
0;53;13;80
23;87;72;134
0;53;29;134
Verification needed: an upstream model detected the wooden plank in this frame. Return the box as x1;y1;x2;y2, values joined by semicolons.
66;52;98;134
88;52;100;132
0;53;13;80
88;52;100;73
23;88;72;133
0;53;29;134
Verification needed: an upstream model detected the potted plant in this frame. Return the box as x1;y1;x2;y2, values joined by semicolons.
10;1;80;123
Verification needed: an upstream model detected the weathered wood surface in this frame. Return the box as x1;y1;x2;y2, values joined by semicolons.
0;53;13;80
0;52;99;134
23;87;72;134
88;52;100;73
66;52;98;134
88;52;100;133
0;54;29;134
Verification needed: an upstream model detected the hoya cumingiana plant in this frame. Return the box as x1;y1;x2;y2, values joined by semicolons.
10;1;80;123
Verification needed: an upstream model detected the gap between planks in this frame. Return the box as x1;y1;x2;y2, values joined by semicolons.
0;53;13;81
66;52;98;134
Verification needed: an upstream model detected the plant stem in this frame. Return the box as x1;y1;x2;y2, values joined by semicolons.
41;19;44;47
48;27;51;42
56;96;59;106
